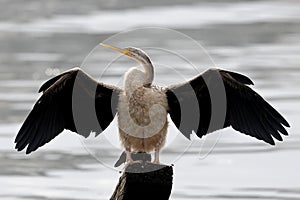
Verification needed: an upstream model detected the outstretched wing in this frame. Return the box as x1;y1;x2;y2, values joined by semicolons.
15;68;121;154
165;68;289;144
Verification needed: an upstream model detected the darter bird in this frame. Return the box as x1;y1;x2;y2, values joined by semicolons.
15;44;290;165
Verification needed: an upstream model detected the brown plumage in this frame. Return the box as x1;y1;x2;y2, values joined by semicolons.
118;85;169;163
15;44;290;165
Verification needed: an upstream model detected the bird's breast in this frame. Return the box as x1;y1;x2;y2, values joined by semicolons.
118;86;168;139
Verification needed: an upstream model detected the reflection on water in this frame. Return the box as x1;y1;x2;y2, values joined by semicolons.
1;0;300;199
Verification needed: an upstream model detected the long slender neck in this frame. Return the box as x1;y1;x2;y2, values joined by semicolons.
139;58;154;87
124;53;154;96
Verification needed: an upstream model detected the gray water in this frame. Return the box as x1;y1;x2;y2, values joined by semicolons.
1;0;300;199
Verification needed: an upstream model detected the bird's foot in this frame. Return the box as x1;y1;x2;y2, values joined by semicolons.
122;160;143;172
145;160;170;166
152;160;161;165
126;159;143;164
123;159;143;170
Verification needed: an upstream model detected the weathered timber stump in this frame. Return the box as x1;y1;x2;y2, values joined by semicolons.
110;162;173;200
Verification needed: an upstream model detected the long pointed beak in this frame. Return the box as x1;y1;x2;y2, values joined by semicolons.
100;43;130;56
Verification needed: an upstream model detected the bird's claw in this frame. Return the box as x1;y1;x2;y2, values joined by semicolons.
145;160;169;166
123;159;143;170
127;159;143;164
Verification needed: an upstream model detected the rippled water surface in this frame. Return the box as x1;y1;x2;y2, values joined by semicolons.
1;0;300;199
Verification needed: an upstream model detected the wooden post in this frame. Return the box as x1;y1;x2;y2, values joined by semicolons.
110;162;173;200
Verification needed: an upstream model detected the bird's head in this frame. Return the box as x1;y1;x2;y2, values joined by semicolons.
100;43;151;65
101;43;154;87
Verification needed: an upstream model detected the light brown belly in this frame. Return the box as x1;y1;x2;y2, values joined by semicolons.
117;87;169;152
119;121;168;152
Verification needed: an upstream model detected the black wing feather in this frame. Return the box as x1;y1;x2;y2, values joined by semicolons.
165;68;289;145
15;68;121;154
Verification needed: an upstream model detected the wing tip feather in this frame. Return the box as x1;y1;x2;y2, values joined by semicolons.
221;69;254;85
